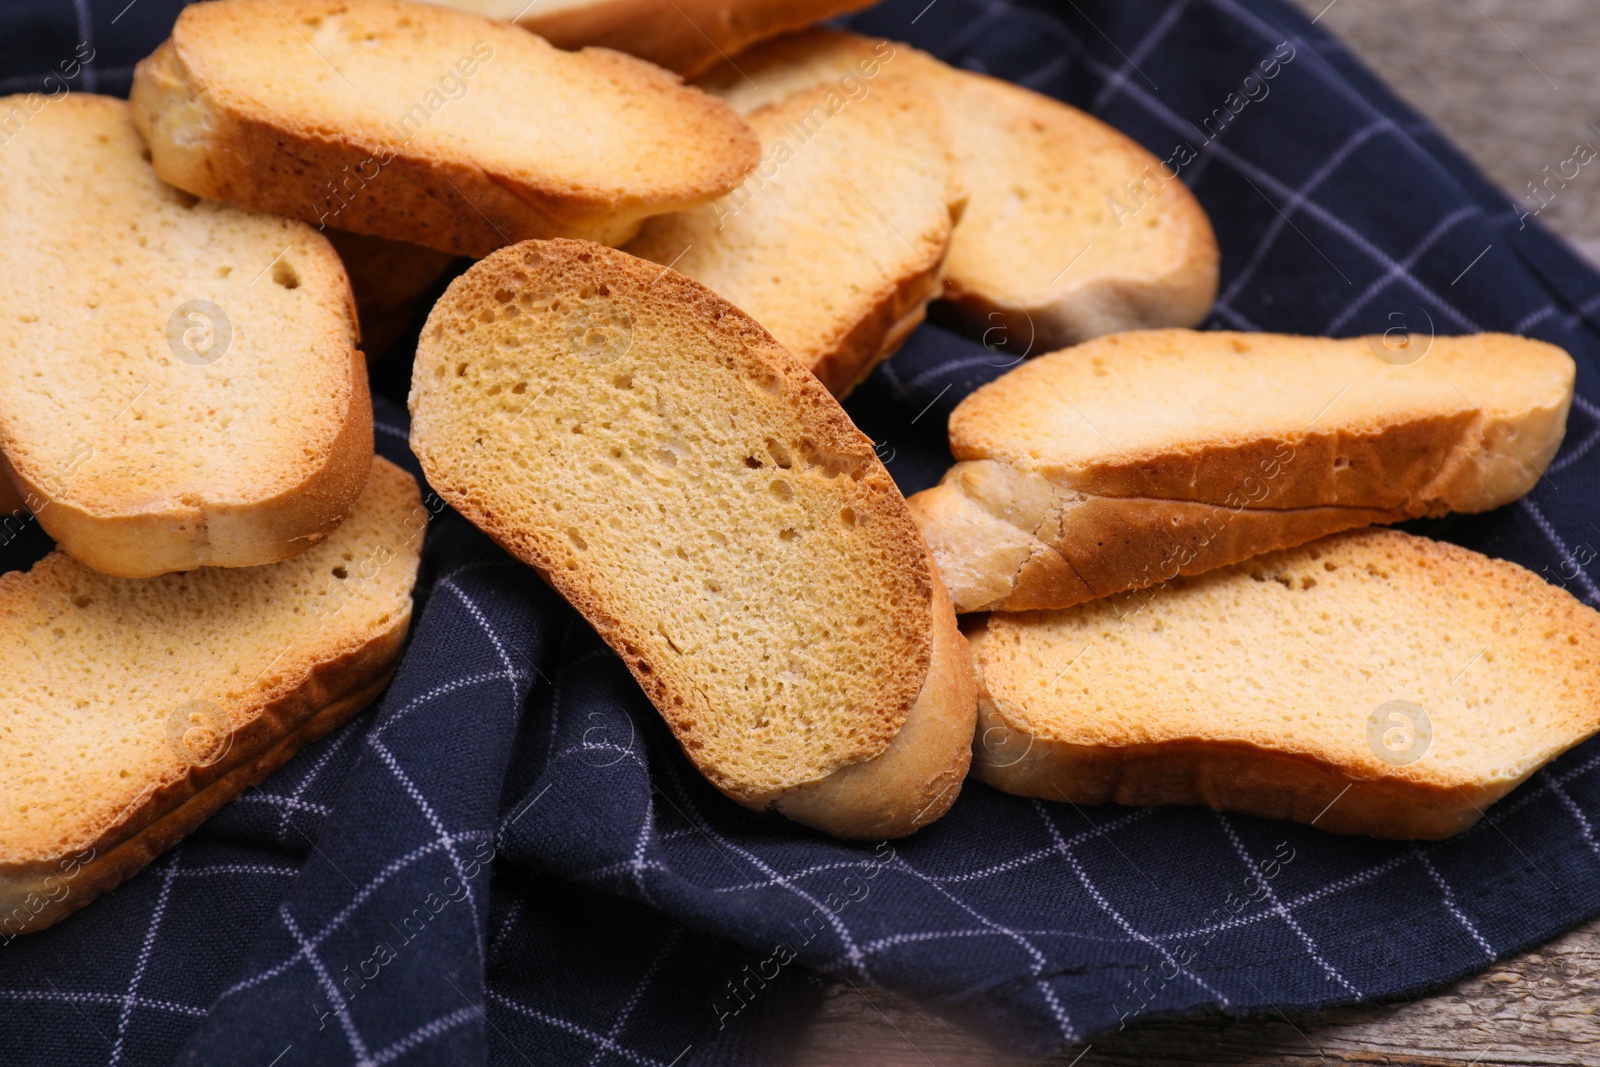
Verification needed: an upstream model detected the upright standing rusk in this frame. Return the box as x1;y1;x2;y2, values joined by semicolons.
408;239;977;838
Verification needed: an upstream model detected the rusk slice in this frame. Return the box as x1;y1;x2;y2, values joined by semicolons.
130;0;760;258
625;79;962;397
910;330;1574;612
700;29;1219;353
409;239;976;838
437;0;874;77
0;459;425;934
968;528;1600;839
0;94;371;578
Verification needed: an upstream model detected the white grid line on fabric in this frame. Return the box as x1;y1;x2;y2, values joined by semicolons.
0;989;207;1019
1015;50;1072;90
366;1005;480;1067
107;847;182;1067
627;783;657;903
1520;497;1600;603
655;759;874;982
278;903;372;1063
175;864;299;880
1549;780;1600;859
676;808;1154;896
489;990;675;1067
70;0;94;92
489;895;525;964
1215;813;1360;997
1089;0;1190;112
902;352;1019;390
1149;853;1412;945
1549;395;1600;473
688;851;1056;894
1412;847;1494;960
1323;206;1480;334
861;926;1133;955
374;671;529;741
1073;48;1483;334
1579;289;1600;316
874;360;913;401
573;858;671;893
1206;0;1479;196
1214;122;1389;318
1456;746;1600;843
883;845;1079;1041
374;421;409;443
1512;305;1561;335
435;559;527;587
551;742;649;774
368;737;487;942
586;927;682;1067
233;792;332;818
280;724;363;841
1035;802;1229;1010
440;579;527;707
216;832;492;1003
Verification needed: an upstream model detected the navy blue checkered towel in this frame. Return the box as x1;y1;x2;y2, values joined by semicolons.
3;0;1600;1063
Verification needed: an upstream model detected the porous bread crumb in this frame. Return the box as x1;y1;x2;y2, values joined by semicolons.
0;93;370;577
972;527;1600;837
626;78;961;397
699;28;1219;351
0;459;423;875
409;239;976;837
130;0;761;256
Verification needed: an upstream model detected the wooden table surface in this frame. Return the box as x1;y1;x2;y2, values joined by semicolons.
797;2;1600;1063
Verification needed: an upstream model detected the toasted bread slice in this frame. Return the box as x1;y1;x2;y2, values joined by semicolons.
325;229;457;355
436;0;874;77
969;528;1600;839
0;93;372;578
700;29;1219;353
625;79;961;397
910;330;1575;612
0;459;425;934
409;239;976;838
130;0;760;258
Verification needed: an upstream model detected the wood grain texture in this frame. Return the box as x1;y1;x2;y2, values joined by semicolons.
799;2;1600;1061
1297;0;1600;266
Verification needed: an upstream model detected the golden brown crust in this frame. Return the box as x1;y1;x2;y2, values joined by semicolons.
774;572;976;838
130;2;761;257
966;529;1600;839
0;667;396;935
0;460;424;931
910;463;1406;612
812;257;945;398
0;93;372;578
410;239;974;836
920;331;1575;612
697;29;1218;351
623;78;959;400
2;351;375;578
522;0;877;77
971;692;1502;840
949;332;1575;511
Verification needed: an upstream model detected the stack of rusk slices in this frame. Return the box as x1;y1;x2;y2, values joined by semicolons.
1;0;1591;936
